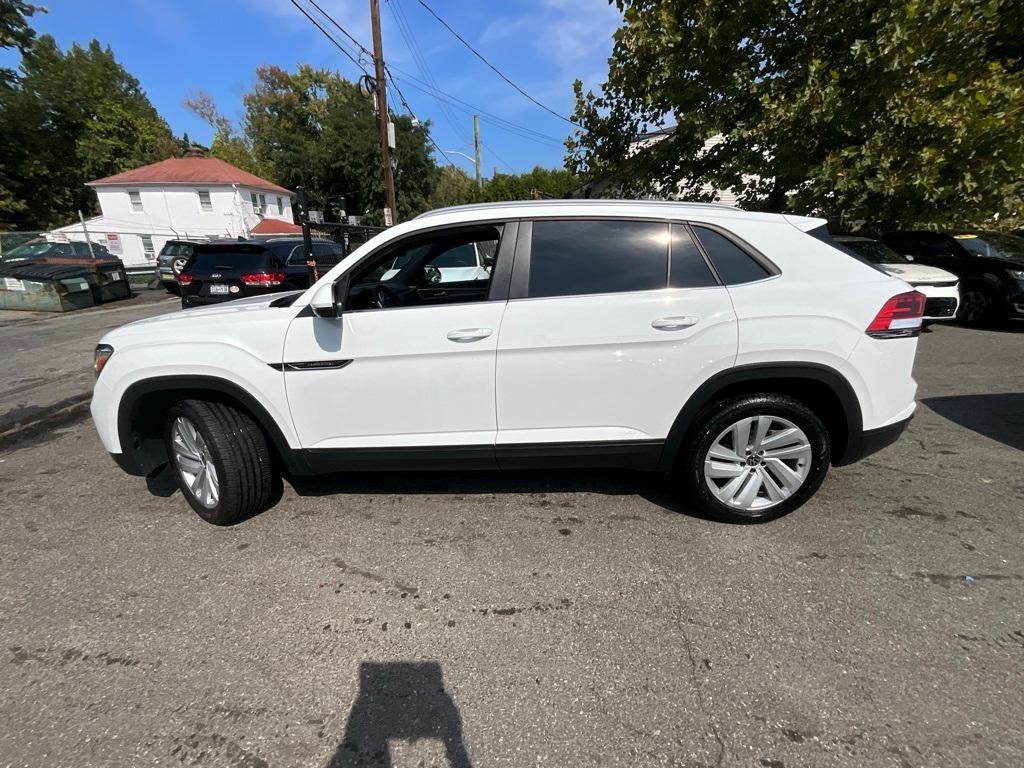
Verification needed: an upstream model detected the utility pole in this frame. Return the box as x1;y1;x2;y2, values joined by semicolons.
370;0;397;225
473;114;482;190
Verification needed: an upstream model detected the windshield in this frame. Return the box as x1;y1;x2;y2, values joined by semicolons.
4;242;56;258
840;239;910;265
955;233;1024;262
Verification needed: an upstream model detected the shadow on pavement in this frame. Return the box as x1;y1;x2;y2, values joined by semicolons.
327;661;472;768
288;467;701;519
921;393;1024;451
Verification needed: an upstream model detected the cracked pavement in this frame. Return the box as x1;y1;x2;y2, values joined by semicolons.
0;306;1022;767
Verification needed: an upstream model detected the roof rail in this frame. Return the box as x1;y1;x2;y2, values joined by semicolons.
417;199;739;219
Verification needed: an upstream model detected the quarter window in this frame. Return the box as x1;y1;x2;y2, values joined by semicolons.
128;190;143;212
527;219;668;299
670;225;718;288
692;226;770;285
198;190;213;212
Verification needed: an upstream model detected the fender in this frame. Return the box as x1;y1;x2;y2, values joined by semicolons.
657;363;864;471
116;375;308;476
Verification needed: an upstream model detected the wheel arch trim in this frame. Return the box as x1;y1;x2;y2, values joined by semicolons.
658;363;864;471
116;375;306;476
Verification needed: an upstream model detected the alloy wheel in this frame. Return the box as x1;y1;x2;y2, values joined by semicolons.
960;289;988;323
171;256;188;275
703;415;812;512
171;416;219;508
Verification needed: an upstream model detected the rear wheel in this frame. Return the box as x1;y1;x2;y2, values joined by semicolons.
164;399;279;525
675;395;831;523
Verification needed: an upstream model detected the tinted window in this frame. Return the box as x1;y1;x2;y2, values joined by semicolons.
692;226;769;284
670;225;718;288
188;247;274;272
528;219;667;299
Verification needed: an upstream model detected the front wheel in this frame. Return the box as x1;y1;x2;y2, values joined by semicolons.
674;395;831;523
164;399;279;525
957;285;995;325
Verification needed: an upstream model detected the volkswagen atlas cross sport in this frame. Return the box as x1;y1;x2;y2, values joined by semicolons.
91;200;924;526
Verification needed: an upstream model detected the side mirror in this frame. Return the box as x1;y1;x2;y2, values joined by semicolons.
309;278;348;319
904;254;915;262
423;264;442;285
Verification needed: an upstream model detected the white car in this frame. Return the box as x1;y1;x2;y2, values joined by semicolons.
91;200;923;525
834;236;960;321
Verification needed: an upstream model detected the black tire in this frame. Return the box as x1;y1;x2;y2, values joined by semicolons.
674;394;831;523
164;399;279;525
957;283;996;326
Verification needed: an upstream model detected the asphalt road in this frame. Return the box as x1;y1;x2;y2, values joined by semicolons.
1;311;1022;768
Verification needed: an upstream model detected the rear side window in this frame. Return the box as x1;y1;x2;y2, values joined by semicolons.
693;226;770;285
528;219;667;299
670;225;718;288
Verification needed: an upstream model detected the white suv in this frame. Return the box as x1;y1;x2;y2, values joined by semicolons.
91;201;923;525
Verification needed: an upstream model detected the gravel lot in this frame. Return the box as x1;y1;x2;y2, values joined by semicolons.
1;306;1022;768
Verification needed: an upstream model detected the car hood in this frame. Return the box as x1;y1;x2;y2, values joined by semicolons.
879;263;957;283
102;291;303;340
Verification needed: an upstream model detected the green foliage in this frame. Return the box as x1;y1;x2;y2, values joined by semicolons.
241;65;439;223
427;165;580;209
569;0;1024;228
0;0;44;85
0;35;176;229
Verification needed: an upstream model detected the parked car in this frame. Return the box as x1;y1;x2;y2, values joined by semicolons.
92;200;923;526
834;236;959;321
178;237;345;308
2;239;113;263
881;230;1024;324
157;239;204;294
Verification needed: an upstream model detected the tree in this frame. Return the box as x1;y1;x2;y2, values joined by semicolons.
0;35;176;229
0;1;44;85
184;90;262;175
430;165;479;208
568;0;1024;228
242;65;439;222
481;166;579;202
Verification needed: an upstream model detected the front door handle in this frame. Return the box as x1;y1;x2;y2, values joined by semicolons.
446;327;493;343
652;316;698;331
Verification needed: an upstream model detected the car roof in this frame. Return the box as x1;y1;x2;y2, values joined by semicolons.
419;199;741;220
833;235;875;242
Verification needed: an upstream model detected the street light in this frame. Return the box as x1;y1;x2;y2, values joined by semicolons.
442;150;476;165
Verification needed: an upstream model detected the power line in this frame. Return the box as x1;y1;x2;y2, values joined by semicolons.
386;76;456;167
304;0;373;58
287;0;369;76
412;0;580;128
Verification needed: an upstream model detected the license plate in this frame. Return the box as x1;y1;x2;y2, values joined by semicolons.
209;284;229;295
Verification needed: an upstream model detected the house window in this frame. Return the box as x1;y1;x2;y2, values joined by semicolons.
128;190;143;212
251;192;266;215
276;196;283;214
197;190;213;212
141;234;155;259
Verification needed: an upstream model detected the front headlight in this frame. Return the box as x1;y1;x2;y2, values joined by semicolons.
94;344;114;377
1009;269;1024;280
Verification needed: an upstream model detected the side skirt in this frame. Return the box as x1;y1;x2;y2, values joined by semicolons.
295;440;665;475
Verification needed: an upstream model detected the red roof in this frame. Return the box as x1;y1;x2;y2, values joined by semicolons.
88;157;291;194
250;218;302;235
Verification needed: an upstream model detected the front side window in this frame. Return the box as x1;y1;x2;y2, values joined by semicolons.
198;190;213;212
346;226;502;311
128;190;143;212
527;219;668;299
141;235;155;259
955;232;1024;262
692;226;770;285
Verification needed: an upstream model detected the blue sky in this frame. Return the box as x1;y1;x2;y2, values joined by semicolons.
5;0;622;175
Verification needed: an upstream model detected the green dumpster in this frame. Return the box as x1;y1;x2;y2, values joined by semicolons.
0;263;96;312
14;255;131;304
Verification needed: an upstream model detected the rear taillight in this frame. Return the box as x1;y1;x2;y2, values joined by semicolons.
866;290;926;338
240;272;286;287
177;272;193;285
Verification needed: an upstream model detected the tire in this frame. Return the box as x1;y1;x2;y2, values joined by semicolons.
674;394;831;523
957;284;995;326
164;399;278;525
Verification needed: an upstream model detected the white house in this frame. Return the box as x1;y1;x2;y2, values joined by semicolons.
51;157;294;267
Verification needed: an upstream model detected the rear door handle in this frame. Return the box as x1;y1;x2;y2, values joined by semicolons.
446;327;493;343
652;316;698;331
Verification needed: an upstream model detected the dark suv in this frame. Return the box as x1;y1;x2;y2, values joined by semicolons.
157;240;204;294
881;230;1024;324
179;237;345;308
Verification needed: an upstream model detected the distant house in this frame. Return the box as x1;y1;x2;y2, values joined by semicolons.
574;127;756;206
51;157;294;267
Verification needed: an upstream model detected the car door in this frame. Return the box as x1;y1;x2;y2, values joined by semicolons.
494;219;738;455
282;222;514;452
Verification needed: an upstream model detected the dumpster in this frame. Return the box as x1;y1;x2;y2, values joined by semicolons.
14;255;131;304
0;262;95;312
